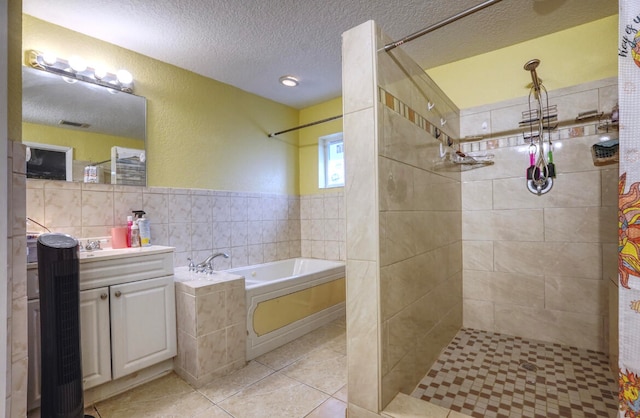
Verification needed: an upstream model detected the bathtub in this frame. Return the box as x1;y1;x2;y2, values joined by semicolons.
225;258;345;360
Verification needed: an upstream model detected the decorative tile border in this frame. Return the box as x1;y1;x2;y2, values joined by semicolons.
459;122;612;155
378;87;454;147
378;87;614;157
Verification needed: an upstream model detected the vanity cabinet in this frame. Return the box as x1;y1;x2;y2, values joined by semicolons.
110;276;176;379
27;246;176;411
79;287;112;389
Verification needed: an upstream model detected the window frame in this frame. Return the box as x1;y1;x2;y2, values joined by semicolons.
318;132;344;189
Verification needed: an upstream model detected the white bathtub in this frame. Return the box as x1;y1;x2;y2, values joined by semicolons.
225;258;345;360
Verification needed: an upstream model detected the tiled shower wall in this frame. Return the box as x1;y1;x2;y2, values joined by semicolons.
26;181;347;267
377;30;462;407
342;21;463;415
460;78;619;353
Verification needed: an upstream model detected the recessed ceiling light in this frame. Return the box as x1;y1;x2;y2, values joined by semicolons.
279;75;299;87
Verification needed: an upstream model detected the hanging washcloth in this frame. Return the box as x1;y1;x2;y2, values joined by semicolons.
591;138;618;166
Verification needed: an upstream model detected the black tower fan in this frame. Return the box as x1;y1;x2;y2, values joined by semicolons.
37;233;93;418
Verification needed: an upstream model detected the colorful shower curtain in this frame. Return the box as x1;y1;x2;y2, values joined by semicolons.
619;1;640;417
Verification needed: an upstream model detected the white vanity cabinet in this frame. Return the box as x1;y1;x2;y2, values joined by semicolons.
27;246;176;411
79;287;112;389
110;275;176;379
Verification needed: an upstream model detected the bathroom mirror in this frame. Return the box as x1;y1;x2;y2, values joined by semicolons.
22;66;147;185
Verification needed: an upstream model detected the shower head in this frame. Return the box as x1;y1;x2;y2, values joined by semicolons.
523;59;540;71
524;58;542;93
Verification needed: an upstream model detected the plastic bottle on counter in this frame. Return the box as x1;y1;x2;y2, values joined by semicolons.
130;220;140;248
126;216;133;247
138;215;151;247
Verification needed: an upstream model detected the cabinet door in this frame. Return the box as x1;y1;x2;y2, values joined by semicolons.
80;287;112;389
110;275;177;379
27;299;41;411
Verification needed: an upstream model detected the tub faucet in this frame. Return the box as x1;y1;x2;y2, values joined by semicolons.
196;252;229;274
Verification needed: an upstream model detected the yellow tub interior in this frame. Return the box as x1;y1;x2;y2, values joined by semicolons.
252;277;345;336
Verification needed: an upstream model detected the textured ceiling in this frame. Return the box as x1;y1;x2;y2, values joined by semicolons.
22;0;617;109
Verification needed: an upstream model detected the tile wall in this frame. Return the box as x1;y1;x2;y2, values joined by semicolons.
342;21;383;417
460;78;619;353
174;274;246;388
300;191;346;261
25;181;304;269
26;173;347;269
377;29;462;408
342;20;463;416
9;140;28;417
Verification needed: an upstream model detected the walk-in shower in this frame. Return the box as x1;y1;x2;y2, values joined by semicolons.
343;6;618;416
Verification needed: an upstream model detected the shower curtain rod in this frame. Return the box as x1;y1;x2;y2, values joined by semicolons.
268;0;502;137
267;114;343;137
382;0;504;52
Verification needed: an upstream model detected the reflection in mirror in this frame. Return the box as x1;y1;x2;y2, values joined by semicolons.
22;66;147;185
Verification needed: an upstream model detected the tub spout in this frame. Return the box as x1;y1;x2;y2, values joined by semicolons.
196;252;229;273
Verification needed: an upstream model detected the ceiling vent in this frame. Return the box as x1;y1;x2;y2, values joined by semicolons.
58;120;90;129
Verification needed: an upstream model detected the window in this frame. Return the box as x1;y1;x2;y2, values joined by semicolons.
318;133;344;188
24;142;73;181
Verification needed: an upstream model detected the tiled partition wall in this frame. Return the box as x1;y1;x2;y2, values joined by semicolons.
9;141;27;417
25;181;302;269
460;78;619;353
342;21;463;416
377;32;463;408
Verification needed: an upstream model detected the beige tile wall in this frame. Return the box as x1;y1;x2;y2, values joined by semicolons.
460;79;619;352
26;181;302;269
343;20;382;416
300;191;345;261
343;20;463;415
377;32;462;408
174;275;246;388
9;141;27;417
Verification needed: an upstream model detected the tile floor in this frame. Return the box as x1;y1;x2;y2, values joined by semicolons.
411;328;619;418
88;317;348;418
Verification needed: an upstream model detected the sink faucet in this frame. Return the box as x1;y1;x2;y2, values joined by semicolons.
195;252;229;274
84;240;102;251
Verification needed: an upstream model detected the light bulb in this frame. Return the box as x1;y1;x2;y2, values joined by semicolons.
93;65;107;80
41;52;57;66
68;55;87;72
116;69;133;85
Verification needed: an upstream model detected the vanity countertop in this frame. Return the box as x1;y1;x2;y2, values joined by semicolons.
27;245;175;269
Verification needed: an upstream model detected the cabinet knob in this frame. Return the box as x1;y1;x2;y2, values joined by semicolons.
115;290;122;298
100;293;108;300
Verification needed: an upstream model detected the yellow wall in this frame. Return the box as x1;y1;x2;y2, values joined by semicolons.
9;0;22;143
23;122;144;162
22;15;300;194
22;14;618;194
426;15;618;109
298;97;343;195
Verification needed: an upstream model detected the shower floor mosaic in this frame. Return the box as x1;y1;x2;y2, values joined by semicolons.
411;328;618;418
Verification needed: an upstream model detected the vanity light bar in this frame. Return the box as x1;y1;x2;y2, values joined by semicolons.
26;50;135;93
